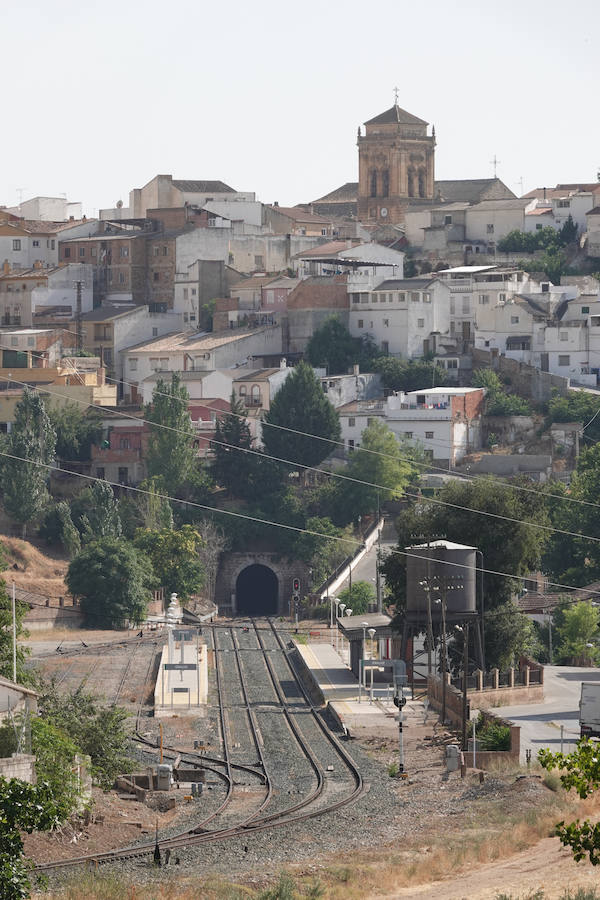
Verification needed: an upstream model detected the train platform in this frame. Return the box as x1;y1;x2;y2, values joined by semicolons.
294;640;426;739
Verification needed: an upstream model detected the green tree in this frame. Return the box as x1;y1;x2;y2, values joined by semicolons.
145;373;196;495
37;683;133;789
293;516;349;586
119;476;174;538
472;368;531;416
262;362;341;471
337;580;376;615
66;537;155;627
211;394;276;501
79;480;122;543
1;389;56;536
555;600;600;665
476;601;537;670
39;501;81;558
306;315;361;375
548;391;600;442
0;776;64;899
134;525;204;600
47;404;103;462
539;740;600;865
341;420;414;517
373;357;447;393
559;214;578;245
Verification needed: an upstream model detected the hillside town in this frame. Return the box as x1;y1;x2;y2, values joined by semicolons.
4;33;600;900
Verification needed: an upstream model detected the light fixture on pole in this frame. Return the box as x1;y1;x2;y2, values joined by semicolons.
334;597;341;651
360;621;369;702
368;627;376;702
344;608;352;664
338;603;346;658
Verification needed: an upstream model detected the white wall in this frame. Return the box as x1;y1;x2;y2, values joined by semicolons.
140;369;233;405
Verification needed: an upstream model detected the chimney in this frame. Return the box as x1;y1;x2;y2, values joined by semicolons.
353;364;360;376
543;187;546;202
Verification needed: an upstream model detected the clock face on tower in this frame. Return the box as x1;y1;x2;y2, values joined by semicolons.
380;208;388;218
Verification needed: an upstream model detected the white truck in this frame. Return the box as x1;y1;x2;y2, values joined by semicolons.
579;682;600;739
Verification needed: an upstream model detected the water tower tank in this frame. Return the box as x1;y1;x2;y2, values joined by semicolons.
405;541;477;619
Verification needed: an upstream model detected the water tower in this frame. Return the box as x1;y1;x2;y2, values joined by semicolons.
401;540;484;677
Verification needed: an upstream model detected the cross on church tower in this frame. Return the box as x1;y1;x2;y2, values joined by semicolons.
490;154;500;178
393;86;399;105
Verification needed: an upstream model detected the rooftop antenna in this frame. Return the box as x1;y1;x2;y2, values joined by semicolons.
15;188;25;209
393;86;399;105
516;176;524;196
490;155;500;178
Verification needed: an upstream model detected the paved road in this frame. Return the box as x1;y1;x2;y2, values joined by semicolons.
500;665;600;760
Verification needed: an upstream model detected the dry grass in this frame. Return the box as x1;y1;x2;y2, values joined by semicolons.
24;628;128;645
34;789;575;900
1;536;68;598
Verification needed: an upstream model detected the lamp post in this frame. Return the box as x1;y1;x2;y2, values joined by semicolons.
344;608;352;665
419;579;434;676
334;598;341;650
359;621;369;702
368;627;376;702
455;623;470;753
338;603;346;658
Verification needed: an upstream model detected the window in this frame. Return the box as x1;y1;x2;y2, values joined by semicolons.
348;439;355;451
51;239;55;250
444;215;452;225
162;246;168;256
367;418;374;426
119;438;130;450
557;200;571;208
558;354;570;366
560;331;568;341
423;292;431;303
12;240;21;251
417;318;425;328
404;431;413;439
239;385;247;396
398;292;406;303
357;319;363;328
450;298;455;314
32;240;40;248
372;295;378;303
383;318;389;327
511;316;519;324
254;255;264;268
119;246;129;258
478;295;489;305
118;467;128;485
129;358;137;371
381;340;389;354
410;292;420;302
183;288;188;300
352;294;360;304
79;247;85;257
27;337;34;347
119;272;125;284
499;293;506;302
582;306;590;314
91;246;96;257
360;294;368;303
64;247;71;258
321;229;327;236
486;224;494;234
96;467;105;479
152;327;158;337
536;223;543;231
10;337;18;347
153;247;160;257
191;288;196;295
153;272;160;282
348;417;355;427
462;297;470;313
425;431;434;439
447;359;458;369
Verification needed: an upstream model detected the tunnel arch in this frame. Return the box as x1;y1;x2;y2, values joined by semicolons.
235;564;279;616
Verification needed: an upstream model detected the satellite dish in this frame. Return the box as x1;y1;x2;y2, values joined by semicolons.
116;200;123;209
381;207;388;218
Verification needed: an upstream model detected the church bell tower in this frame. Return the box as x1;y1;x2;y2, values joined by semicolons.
357;96;436;225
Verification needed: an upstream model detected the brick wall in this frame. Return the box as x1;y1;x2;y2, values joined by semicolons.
472;348;570;403
0;754;36;783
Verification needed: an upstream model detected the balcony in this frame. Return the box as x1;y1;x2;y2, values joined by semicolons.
243;397;262;408
1;316;21;326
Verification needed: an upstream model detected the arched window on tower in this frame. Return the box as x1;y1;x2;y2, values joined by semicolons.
370;169;378;198
407;168;415;198
382;169;390;198
418;169;426;198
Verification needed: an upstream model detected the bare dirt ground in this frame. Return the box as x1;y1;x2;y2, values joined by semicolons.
2;536;68;597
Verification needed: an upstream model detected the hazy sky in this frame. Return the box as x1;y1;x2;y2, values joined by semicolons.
4;0;599;216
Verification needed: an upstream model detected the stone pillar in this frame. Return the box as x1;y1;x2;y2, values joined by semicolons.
524;666;530;687
508;667;515;688
476;669;483;691
492;668;499;689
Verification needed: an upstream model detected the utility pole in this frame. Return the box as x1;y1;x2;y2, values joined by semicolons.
547;607;553;663
462;622;469;753
74;280;83;352
11;581;17;683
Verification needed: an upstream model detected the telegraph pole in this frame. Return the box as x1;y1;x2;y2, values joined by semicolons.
462;622;470;753
74;280;83;352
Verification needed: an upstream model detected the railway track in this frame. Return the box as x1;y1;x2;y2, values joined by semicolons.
35;619;364;874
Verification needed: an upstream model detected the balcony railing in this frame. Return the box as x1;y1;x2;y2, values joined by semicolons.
243;397;262;407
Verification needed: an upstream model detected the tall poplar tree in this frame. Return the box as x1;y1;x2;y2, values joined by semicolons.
145;373;196;495
1;388;56;535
